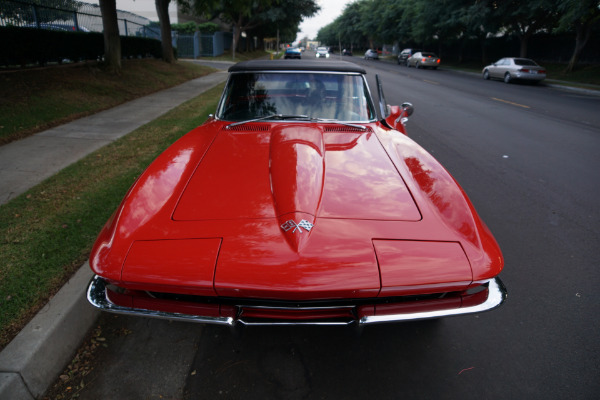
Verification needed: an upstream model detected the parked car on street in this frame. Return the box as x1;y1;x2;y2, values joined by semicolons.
87;60;506;326
364;49;379;60
284;47;302;59
316;47;330;58
407;52;441;69
397;48;420;65
482;57;546;84
342;48;353;56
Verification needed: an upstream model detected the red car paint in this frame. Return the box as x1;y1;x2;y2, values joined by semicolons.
88;61;505;325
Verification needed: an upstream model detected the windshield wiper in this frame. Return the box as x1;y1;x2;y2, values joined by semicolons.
309;118;367;131
226;114;309;129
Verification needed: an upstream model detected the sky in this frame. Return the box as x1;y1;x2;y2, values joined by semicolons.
296;0;353;42
85;1;178;21
85;0;353;41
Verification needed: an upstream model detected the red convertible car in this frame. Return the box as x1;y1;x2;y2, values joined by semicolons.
88;60;506;325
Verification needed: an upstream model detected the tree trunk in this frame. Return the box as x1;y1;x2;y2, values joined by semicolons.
155;0;175;63
233;16;243;53
566;23;591;73
98;0;121;74
519;34;528;58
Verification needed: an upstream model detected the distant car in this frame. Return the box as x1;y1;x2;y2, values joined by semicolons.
316;47;330;58
407;52;440;69
397;48;420;65
364;49;379;60
284;47;302;59
87;59;507;326
342;49;353;56
482;57;546;84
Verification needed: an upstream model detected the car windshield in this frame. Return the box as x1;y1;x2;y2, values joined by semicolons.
421;53;436;57
514;58;538;66
217;72;377;122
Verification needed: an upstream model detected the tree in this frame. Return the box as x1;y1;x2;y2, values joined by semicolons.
197;0;274;51
98;0;121;74
155;0;175;63
253;0;320;44
188;0;318;51
454;0;502;63
337;1;367;50
497;0;559;57
557;0;600;72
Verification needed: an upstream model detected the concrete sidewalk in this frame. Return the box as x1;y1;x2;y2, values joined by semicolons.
0;66;230;399
0;68;228;205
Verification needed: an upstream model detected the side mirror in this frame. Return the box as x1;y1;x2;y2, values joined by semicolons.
385;103;415;135
401;102;414;119
384;102;414;134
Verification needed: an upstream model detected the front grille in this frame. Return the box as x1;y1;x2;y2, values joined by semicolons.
146;290;451;308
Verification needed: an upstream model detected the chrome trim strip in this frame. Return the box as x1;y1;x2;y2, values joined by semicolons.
86;275;234;325
87;275;506;326
359;277;507;324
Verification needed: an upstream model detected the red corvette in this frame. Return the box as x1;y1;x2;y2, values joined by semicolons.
87;60;506;325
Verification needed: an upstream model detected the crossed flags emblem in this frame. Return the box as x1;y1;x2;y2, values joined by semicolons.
280;219;313;233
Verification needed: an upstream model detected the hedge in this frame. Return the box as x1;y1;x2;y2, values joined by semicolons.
0;26;162;67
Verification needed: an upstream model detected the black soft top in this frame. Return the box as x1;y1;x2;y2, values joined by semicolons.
228;60;367;74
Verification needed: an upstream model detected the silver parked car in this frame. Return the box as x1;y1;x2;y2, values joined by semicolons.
397;48;420;65
407;52;440;69
364;49;379;60
482;57;546;84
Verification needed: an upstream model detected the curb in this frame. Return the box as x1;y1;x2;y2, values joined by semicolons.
0;264;97;400
0;64;234;399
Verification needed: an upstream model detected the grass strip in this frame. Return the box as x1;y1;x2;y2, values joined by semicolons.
0;83;225;349
0;59;216;145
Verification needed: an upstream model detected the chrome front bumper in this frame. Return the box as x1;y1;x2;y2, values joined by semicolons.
87;275;507;326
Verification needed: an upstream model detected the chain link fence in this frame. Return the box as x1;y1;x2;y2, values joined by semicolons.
0;0;159;38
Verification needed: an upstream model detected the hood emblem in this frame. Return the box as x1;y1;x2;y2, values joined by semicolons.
281;219;313;233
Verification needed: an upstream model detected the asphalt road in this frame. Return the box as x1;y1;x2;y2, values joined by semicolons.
69;53;599;400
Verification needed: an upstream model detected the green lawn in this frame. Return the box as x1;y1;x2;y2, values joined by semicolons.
0;59;215;145
0;83;224;350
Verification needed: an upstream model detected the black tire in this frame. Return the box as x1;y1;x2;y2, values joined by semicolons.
504;72;512;84
483;69;490;80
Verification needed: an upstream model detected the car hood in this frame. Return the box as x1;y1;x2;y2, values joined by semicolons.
172;123;421;223
90;120;502;300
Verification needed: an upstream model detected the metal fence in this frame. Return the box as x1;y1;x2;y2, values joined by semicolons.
0;0;160;38
175;31;232;58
